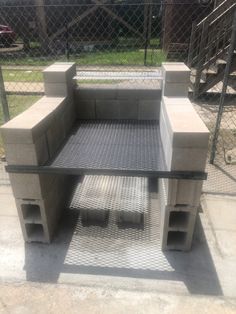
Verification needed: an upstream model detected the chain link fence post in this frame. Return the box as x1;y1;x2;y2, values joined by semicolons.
210;9;236;164
0;66;10;123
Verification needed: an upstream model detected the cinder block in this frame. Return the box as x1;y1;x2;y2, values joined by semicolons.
159;178;198;251
170;147;208;171
162;82;188;97
116;210;144;227
15;175;71;243
62;103;77;135
162;62;190;83
117;88;161;100
43;62;76;83
9;173;58;199
75;87;117;101
0;96;66;144
168;210;197;231
93;87;117;100
4;134;49;166
163;178;203;207
161;97;209;148
44;82;73;98
24;223;46;243
80;208;109;226
119;99;138;119
46;115;65;158
160;97;209;172
76;100;96;119
96;100;120;119
138;99;160;120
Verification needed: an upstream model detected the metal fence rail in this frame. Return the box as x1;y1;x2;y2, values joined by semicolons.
0;0;235;168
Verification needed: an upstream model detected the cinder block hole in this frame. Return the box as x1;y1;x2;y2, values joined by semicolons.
167;231;187;247
81;209;109;227
117;212;144;230
175;204;189;208
21;204;42;222
25;223;45;242
169;211;190;229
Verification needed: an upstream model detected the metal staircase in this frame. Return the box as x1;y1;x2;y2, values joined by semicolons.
188;0;236;98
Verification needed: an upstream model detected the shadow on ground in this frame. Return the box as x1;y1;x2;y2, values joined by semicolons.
24;181;222;296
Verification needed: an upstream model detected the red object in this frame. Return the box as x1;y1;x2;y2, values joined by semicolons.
0;25;16;47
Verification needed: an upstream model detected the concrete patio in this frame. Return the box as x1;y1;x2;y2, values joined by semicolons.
0;180;236;312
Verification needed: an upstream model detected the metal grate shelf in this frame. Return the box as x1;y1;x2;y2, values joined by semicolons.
6;120;207;180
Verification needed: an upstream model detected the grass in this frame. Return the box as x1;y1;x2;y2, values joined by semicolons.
3;69;43;82
2;49;166;85
1;49;166;68
71;49;166;66
0;95;41;156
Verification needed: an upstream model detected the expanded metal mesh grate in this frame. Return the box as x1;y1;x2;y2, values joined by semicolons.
70;175;149;214
65;175;174;271
50;120;164;173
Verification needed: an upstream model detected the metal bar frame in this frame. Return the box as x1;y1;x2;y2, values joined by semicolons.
5;165;207;180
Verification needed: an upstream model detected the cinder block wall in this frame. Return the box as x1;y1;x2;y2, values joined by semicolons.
75;86;161;120
159;63;210;251
0;63;77;243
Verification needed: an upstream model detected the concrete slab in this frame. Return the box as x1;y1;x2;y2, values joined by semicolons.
0;282;236;314
0;183;236;299
201;194;236;258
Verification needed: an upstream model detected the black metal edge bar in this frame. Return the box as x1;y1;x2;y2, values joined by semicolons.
5;165;208;180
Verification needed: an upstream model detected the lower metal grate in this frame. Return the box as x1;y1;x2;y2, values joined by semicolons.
65;175;174;271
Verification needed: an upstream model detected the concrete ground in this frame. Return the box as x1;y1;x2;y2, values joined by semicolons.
1;175;236;312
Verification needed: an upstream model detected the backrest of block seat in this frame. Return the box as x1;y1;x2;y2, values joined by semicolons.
161;97;209;148
0;96;67;144
75;86;161;120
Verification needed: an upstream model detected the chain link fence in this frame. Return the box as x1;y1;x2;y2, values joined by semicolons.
0;0;236;176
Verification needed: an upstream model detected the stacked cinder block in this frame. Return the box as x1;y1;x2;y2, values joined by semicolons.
0;63;76;243
159;63;209;251
75;86;161;120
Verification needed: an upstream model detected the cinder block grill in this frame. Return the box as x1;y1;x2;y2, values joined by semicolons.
1;62;210;250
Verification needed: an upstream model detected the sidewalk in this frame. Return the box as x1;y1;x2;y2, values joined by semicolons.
1;281;236;314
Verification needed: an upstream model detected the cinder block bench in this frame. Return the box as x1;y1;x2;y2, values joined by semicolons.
0;62;209;250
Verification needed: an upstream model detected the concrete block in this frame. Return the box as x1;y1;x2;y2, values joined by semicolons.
62;103;77;135
75;87;117;101
80;208;109;226
96;100;119;119
117;88;161;100
4;134;49;166
46;115;65;158
159;178;198;251
93;88;117;100
162;82;188;97
0;96;66;144
9;173;58;199
44;82;73;98
76;100;96;119
163;178;203;207
15;175;71;243
162;62;190;83
170;147;208;171
168;210;197;231
43;62;76;83
161;97;209;148
119;99;138;119
138;99;160;120
116;210;144;227
160;97;209;172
